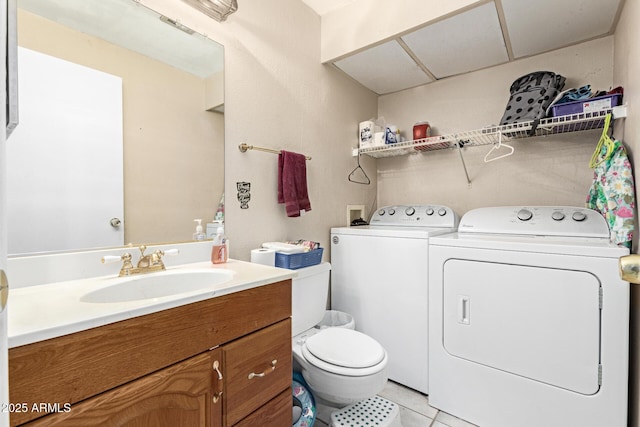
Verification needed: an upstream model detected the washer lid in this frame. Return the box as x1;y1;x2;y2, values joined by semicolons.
304;328;385;368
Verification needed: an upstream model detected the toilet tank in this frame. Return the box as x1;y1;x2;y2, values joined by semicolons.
291;262;331;336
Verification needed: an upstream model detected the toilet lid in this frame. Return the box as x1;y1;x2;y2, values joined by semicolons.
303;328;386;371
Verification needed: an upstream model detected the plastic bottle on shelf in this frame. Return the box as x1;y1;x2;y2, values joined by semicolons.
211;227;228;264
193;219;205;241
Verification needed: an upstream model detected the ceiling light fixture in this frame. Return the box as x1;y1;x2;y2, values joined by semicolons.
159;15;196;34
181;0;238;22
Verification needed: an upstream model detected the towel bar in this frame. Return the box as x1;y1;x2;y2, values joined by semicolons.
238;143;311;160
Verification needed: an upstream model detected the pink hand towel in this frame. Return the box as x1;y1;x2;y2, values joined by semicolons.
278;150;311;217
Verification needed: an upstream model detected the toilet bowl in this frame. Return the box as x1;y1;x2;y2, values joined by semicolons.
293;327;388;406
292;263;388;407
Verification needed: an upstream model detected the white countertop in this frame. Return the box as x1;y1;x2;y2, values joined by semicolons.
8;259;296;348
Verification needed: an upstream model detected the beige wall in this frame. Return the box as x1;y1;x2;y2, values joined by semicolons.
614;0;640;424
17;9;224;246
141;0;378;261
377;37;614;215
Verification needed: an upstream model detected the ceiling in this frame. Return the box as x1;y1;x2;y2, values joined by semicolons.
300;0;358;15
301;0;624;95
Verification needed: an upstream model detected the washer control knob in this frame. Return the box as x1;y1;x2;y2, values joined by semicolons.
517;209;533;221
551;211;565;221
388;209;396;215
405;207;415;216
426;208;435;216
572;211;587;222
378;209;385;216
437;208;447;216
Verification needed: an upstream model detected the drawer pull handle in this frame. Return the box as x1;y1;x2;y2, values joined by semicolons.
213;360;223;380
213;360;223;403
248;359;277;379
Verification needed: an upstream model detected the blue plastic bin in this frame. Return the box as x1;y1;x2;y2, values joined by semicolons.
275;248;323;270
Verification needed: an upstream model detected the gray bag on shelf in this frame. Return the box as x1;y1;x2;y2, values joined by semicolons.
499;71;566;131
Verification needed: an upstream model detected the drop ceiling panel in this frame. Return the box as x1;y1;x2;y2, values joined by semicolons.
334;40;434;95
401;2;508;79
502;0;621;58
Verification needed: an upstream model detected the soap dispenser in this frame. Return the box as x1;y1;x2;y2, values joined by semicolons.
211;227;228;264
193;219;205;241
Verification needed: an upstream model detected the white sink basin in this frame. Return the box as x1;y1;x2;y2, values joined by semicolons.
81;269;234;303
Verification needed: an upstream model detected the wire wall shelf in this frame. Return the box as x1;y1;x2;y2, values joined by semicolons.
359;106;627;159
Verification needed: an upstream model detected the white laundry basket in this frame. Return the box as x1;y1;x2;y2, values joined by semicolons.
330;395;402;427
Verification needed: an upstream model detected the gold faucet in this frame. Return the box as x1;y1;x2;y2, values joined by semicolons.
102;245;178;277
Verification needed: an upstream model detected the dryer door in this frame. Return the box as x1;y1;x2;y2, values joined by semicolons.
442;259;601;395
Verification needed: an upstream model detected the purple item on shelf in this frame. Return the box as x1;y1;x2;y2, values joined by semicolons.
550;94;622;117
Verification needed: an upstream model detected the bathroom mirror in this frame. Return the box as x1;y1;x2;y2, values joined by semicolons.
9;0;224;255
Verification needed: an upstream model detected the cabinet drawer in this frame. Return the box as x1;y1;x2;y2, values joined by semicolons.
223;319;292;426
233;388;292;427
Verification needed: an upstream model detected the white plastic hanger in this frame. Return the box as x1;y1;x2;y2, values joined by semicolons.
484;131;514;163
589;113;615;168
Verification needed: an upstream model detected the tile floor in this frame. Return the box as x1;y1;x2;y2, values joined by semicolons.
313;381;478;427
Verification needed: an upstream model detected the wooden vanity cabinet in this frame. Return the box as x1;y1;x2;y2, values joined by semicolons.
9;279;292;427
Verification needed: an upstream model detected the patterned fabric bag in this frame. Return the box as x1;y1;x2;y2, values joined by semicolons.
586;114;635;248
499;71;566;131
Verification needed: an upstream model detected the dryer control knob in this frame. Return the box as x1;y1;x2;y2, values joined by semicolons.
437;208;447;216
426;208;435;216
572;211;587;222
517;209;533;221
551;211;565;221
388;209;396;215
405;207;415;216
378;209;385;216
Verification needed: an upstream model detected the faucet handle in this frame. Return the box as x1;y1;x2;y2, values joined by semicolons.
102;253;135;276
151;248;179;268
102;255;128;264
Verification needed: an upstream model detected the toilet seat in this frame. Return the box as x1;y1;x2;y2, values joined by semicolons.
301;328;387;377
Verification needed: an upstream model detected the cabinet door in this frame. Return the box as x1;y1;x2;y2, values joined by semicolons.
232;389;291;427
223;319;292;426
23;349;222;427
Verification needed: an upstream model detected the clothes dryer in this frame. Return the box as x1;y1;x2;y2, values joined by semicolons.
331;205;458;393
428;206;629;427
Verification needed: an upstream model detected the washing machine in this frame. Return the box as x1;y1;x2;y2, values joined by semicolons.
428;206;629;427
330;204;458;393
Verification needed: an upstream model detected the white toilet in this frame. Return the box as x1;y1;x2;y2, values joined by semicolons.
291;262;388;407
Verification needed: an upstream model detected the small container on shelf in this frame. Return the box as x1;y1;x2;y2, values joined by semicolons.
385;125;398;144
359;120;374;148
550;93;622;117
413;122;431;139
413;122;431;151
